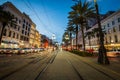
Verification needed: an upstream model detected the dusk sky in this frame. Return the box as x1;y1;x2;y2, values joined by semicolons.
0;0;120;43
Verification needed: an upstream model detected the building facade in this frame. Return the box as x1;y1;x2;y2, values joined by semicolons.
29;22;36;48
0;2;41;48
85;10;120;50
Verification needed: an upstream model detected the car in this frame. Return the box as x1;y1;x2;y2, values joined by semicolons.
0;48;5;54
107;49;120;57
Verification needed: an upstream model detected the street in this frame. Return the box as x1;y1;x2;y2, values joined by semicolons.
0;50;120;80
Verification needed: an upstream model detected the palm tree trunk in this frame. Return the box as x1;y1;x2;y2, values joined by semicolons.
81;25;85;51
0;23;6;45
95;2;109;64
88;36;91;49
70;32;72;50
76;25;78;50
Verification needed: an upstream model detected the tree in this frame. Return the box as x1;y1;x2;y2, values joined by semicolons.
68;12;79;50
94;1;109;64
62;31;70;50
85;31;93;49
0;6;15;45
69;0;95;51
66;22;76;50
92;28;100;45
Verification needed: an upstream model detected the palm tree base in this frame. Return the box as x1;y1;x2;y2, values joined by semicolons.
97;46;110;65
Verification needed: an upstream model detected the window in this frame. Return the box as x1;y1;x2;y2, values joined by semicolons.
109;36;111;43
26;26;28;30
9;31;11;37
18;26;20;31
112;21;115;25
28;28;30;31
108;29;112;33
16;34;19;39
19;20;21;24
23;19;25;23
28;33;29;36
13;32;15;38
107;23;110;27
113;27;116;32
3;29;7;36
119;25;120;31
23;24;25;29
14;25;17;29
114;35;118;43
118;18;120;22
22;30;24;34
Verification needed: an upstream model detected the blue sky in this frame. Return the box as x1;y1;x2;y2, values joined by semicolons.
0;0;120;43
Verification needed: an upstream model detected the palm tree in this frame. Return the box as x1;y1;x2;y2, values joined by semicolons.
85;31;93;49
92;28;99;45
69;0;96;51
62;31;70;50
0;6;15;45
68;12;79;50
66;22;75;50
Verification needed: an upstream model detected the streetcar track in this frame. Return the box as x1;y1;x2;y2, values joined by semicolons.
66;58;84;80
68;53;118;80
35;51;58;80
0;52;52;80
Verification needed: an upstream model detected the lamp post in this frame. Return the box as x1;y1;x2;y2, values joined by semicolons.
94;0;110;64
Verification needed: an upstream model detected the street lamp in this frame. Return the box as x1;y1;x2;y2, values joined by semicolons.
94;0;110;64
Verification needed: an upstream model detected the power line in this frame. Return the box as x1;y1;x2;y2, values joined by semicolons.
26;0;52;34
40;0;53;29
23;0;54;36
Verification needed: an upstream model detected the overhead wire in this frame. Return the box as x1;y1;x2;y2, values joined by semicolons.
24;0;54;36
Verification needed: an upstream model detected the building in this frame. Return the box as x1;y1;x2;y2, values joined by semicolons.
34;30;41;48
0;2;41;48
29;22;36;48
85;10;120;50
1;2;23;48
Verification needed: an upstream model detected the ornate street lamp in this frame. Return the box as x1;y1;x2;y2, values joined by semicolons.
94;0;110;64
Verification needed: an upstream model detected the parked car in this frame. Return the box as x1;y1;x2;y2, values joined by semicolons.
12;48;20;54
0;48;5;54
107;49;120;57
4;48;13;54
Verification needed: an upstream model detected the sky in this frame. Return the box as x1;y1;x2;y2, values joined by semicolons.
0;0;120;43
